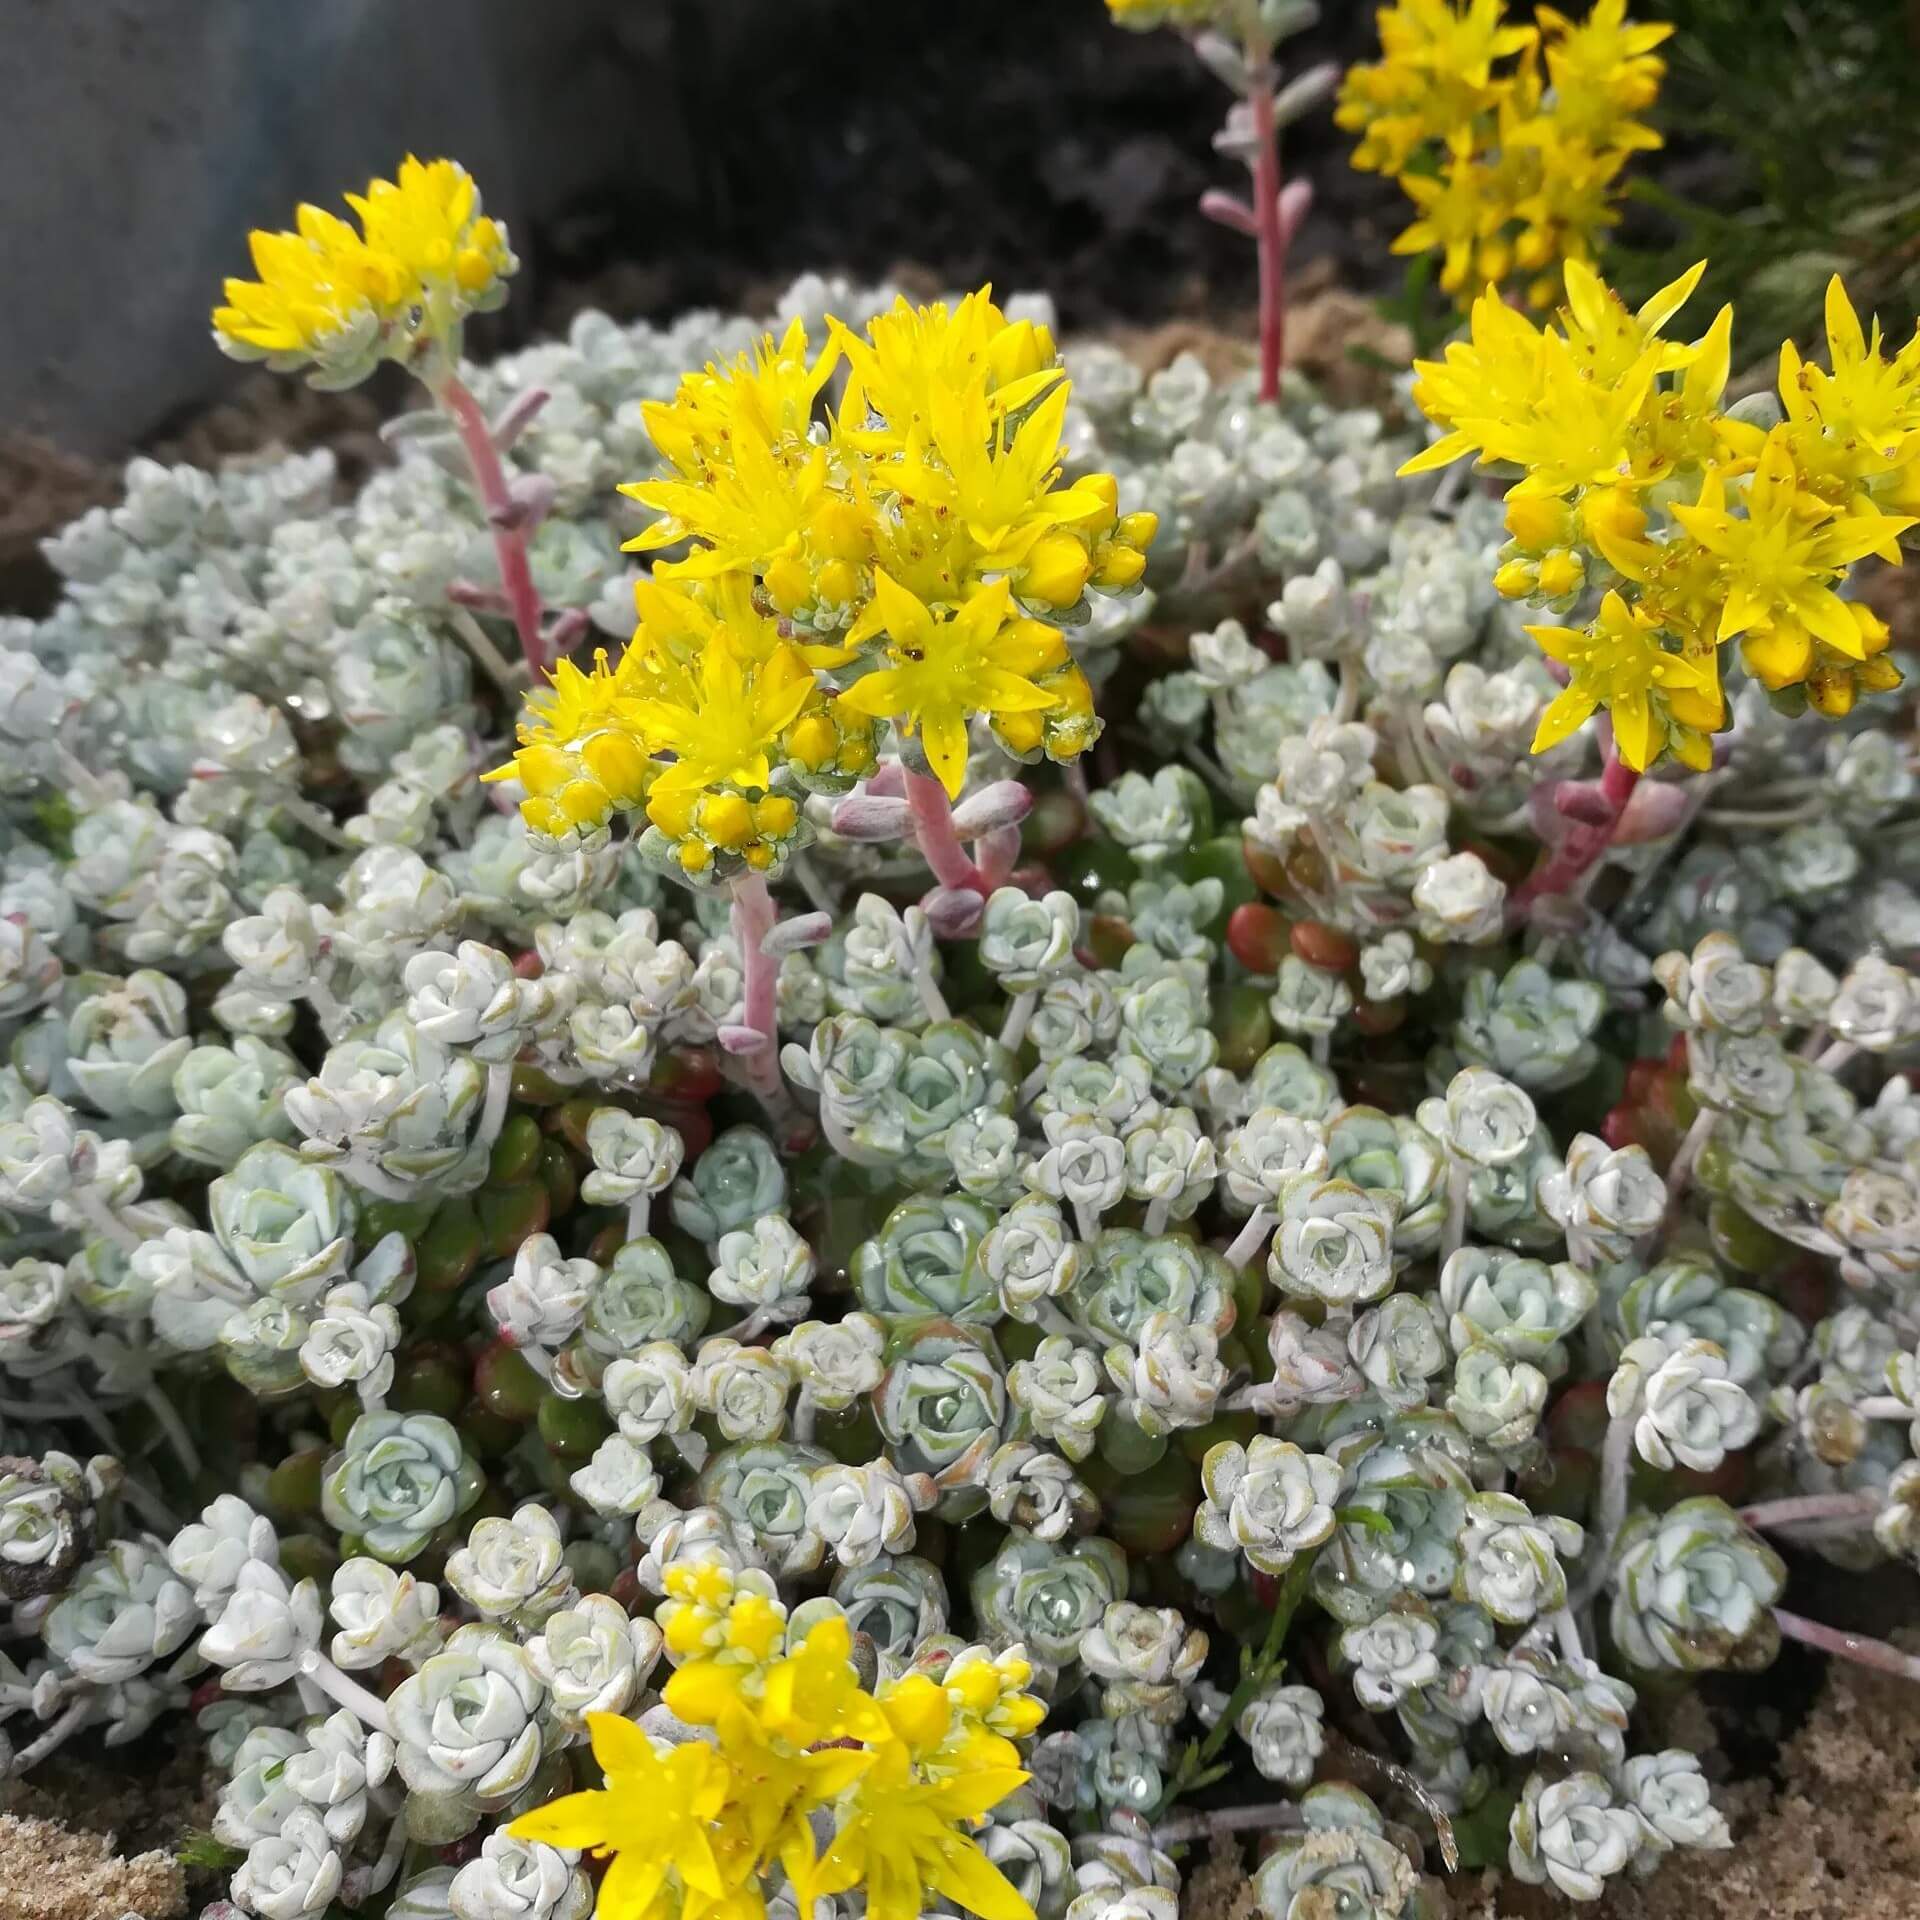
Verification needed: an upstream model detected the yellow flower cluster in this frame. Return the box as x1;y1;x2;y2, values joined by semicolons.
509;1561;1045;1920
490;289;1154;872
1339;0;1668;308
1405;262;1914;769
212;156;515;386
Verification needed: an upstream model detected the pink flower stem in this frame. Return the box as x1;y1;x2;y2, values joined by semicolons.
1511;747;1641;917
1773;1608;1920;1684
1249;57;1287;405
905;769;986;894
432;370;551;675
728;872;785;1109
1741;1493;1879;1531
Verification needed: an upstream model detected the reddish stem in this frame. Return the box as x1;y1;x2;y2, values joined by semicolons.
1774;1608;1920;1683
1511;749;1641;916
729;873;784;1106
1250;63;1286;405
905;770;986;894
433;371;551;674
1741;1493;1878;1531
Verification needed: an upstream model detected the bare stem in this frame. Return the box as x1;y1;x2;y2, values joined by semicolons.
431;370;551;674
1774;1608;1920;1684
904;769;985;895
1661;1106;1716;1223
999;990;1037;1054
474;1064;513;1158
729;871;787;1112
1511;748;1641;918
1225;1207;1273;1271
298;1649;395;1736
447;605;532;697
1248;55;1286;404
1741;1493;1880;1531
1439;1161;1469;1268
1571;1407;1636;1609
5;1698;91;1778
1153;1803;1307;1850
275;792;357;852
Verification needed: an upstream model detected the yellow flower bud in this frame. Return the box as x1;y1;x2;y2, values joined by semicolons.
786;712;838;770
1503;494;1568;553
664;1609;714;1657
580;730;652;805
1081;471;1121;527
753;794;799;838
994;709;1047;754
811;496;872;562
514;744;576;796
765;552;810;614
742;842;775;870
698;792;755;849
1535;550;1584;599
1092;545;1148;591
1581;488;1648;554
1851;604;1892;656
648;789;699;840
677;839;714;875
1115;511;1158;551
556;778;611;828
880;1676;953;1752
1739;624;1814;691
817;559;861;608
1493;559;1539;599
1020;532;1095;608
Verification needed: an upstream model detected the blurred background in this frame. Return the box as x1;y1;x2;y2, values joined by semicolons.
4;1;1918;531
0;0;1384;458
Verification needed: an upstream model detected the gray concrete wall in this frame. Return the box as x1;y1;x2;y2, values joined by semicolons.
0;0;674;453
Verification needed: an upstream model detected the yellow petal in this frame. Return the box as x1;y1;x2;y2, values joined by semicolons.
1611;691;1655;771
597;1847;668;1920
587;1713;655;1778
923;710;972;798
1531;684;1597;755
506;1788;617;1851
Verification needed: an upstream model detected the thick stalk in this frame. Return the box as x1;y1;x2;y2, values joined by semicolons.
1154;1804;1306;1850
1511;750;1641;917
904;770;985;895
999;991;1038;1053
475;1065;513;1159
5;1698;91;1777
1661;1106;1716;1222
1248;54;1286;404
1774;1608;1920;1684
1741;1493;1880;1531
1571;1408;1636;1609
298;1648;395;1737
1438;1161;1469;1268
1225;1207;1273;1270
432;371;550;674
728;872;786;1109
